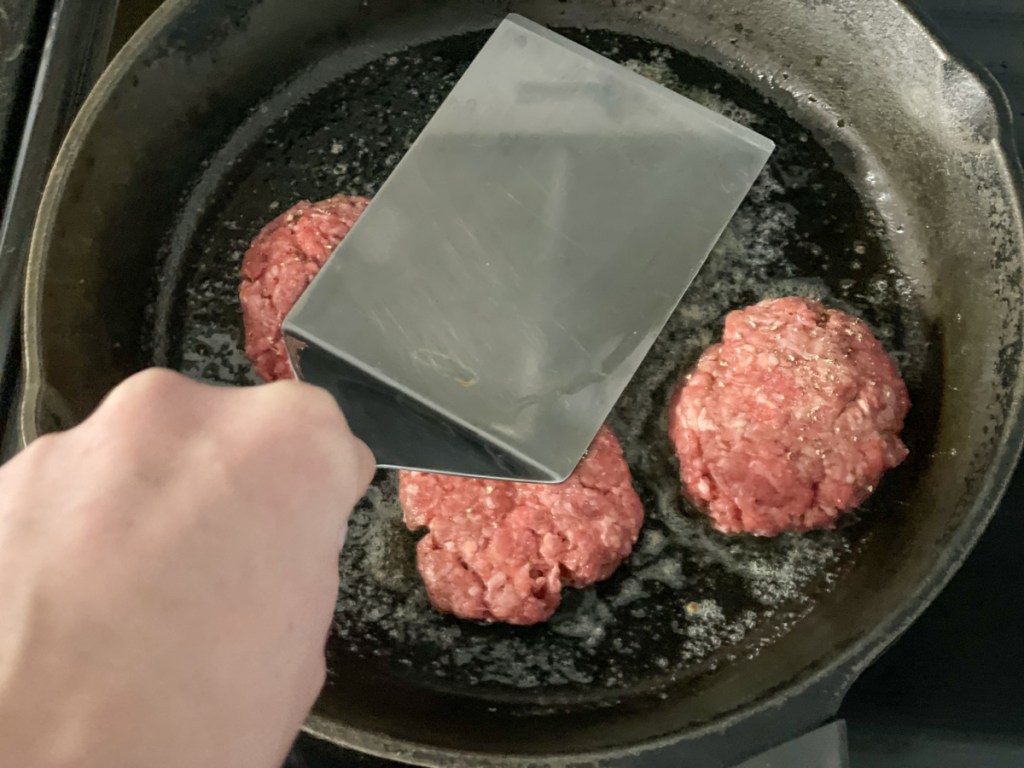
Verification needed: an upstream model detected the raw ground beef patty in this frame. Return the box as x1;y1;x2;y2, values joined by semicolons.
239;194;369;382
669;296;910;537
399;425;644;625
238;196;645;624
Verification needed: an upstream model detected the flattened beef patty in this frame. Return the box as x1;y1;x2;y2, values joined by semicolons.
399;426;644;625
669;296;910;537
239;194;369;382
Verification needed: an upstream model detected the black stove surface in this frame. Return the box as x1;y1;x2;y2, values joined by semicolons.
1;1;1022;766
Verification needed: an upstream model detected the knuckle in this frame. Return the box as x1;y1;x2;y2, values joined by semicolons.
355;440;377;487
267;381;349;436
96;368;189;419
298;383;345;423
86;369;218;459
9;432;63;483
122;367;186;397
24;430;60;455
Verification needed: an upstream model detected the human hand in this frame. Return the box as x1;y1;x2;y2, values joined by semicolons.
0;369;374;768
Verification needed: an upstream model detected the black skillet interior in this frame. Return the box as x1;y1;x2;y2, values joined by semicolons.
148;22;941;746
23;0;1024;761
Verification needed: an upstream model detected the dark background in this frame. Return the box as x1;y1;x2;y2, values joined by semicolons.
0;1;1022;766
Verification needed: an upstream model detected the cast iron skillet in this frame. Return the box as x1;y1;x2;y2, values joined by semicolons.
18;0;1024;765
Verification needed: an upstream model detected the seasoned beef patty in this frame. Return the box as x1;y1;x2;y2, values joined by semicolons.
239;194;369;382
669;296;910;537
399;425;644;625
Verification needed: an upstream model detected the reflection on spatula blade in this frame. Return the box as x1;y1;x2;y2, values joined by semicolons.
283;14;774;482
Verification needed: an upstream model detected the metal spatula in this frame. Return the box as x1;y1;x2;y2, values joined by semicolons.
283;14;774;482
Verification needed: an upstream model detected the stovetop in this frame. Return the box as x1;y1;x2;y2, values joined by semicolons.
0;1;1022;766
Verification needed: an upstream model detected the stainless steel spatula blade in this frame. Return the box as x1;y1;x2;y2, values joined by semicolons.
283;14;774;482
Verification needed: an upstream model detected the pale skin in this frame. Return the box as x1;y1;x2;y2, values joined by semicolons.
0;369;376;768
